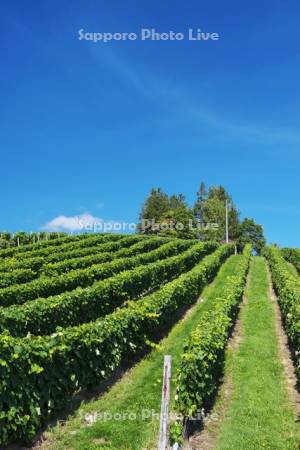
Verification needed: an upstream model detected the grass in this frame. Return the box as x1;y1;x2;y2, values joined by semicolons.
214;257;300;450
43;254;244;450
285;260;299;277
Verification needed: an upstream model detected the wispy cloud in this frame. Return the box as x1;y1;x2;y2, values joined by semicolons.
89;46;157;100
89;47;300;146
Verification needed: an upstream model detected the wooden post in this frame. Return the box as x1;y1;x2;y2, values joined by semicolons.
158;355;172;450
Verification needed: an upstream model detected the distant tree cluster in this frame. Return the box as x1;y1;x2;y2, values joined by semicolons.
0;231;66;250
137;189;195;239
138;182;266;253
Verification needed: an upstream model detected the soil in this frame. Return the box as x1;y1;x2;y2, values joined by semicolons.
182;282;249;450
182;262;300;450
266;264;300;418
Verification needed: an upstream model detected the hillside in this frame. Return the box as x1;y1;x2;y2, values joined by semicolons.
0;234;299;449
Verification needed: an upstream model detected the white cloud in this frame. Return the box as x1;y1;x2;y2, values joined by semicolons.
41;213;103;232
41;213;133;233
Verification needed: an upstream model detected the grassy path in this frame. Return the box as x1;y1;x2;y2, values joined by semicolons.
40;255;244;450
212;257;300;450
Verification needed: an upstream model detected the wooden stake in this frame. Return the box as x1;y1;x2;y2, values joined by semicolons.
158;355;172;450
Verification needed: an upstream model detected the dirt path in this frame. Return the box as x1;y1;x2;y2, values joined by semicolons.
266;264;300;418
182;277;249;450
183;258;300;450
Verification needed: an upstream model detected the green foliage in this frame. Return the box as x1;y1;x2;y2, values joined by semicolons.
160;206;196;239
42;235;165;277
138;189;196;238
0;236;160;291
139;183;264;245
193;181;207;220
0;233;93;258
200;185;240;241
139;184;245;241
138;188;170;230
214;257;300;450
0;268;37;289
237;218;266;254
0;255;45;273
0;231;12;241
171;245;251;438
0;231;67;250
264;246;300;381
0;234;130;273
0;237;191;307
0;238;11;250
0;244;233;445
11;232;32;246
281;247;300;273
0;240;216;336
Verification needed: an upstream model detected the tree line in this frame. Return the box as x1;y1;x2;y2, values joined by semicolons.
138;183;265;253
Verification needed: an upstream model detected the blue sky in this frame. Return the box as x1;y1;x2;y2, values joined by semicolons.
1;0;299;246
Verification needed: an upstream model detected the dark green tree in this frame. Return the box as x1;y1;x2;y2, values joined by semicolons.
161;194;196;239
198;185;240;241
193;181;207;220
237;218;266;254
169;194;186;210
138;190;197;238
139;184;264;245
138;188;170;234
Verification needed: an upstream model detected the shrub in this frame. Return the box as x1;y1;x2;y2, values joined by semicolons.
0;244;233;445
264;246;300;381
0;241;216;336
171;245;252;441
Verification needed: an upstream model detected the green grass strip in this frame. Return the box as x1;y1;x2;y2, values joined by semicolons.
215;257;300;450
282;247;300;274
45;254;244;450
